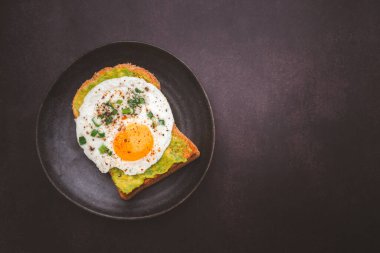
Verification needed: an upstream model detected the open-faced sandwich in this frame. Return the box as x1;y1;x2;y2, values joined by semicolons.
72;64;200;200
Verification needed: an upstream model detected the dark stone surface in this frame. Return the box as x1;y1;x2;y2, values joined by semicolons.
1;0;379;252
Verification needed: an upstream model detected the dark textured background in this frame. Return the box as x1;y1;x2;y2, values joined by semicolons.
1;0;380;252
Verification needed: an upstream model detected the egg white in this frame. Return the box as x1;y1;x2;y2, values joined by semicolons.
75;77;174;175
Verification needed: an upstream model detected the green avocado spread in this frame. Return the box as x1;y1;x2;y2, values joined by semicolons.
73;66;191;195
73;67;152;114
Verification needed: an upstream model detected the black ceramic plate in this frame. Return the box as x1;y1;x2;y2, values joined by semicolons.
36;42;214;219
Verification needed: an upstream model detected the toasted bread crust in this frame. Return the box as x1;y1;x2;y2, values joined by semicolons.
72;64;200;200
118;152;200;200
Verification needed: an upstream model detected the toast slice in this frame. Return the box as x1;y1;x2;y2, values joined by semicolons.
116;125;200;200
72;63;200;200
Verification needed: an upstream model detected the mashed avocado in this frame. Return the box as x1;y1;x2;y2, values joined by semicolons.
73;67;153;114
110;134;191;194
73;66;191;195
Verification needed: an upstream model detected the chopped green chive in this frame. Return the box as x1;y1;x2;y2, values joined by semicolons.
105;101;115;109
135;88;143;93
122;107;132;115
151;121;157;128
128;94;145;108
158;119;165;125
105;117;113;125
116;99;123;104
128;98;137;108
98;132;105;138
147;111;153;119
111;109;118;115
98;145;107;154
78;136;86;145
92;117;101;127
90;129;98;137
99;144;111;155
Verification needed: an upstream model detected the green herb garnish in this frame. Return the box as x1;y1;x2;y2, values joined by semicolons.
135;88;143;93
111;109;118;115
91;129;98;137
105;117;113;125
98;132;105;138
105;101;115;110
127;98;137;108
78;136;86;145
128;94;145;109
92;117;101;127
158;119;165;125
122;107;132;115
116;99;123;104
99;144;112;155
147;111;153;119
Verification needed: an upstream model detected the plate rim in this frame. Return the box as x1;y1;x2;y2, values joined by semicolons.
35;41;215;220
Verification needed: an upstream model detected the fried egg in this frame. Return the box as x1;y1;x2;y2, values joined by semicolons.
75;76;174;175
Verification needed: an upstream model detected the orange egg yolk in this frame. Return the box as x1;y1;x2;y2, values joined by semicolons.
113;123;154;161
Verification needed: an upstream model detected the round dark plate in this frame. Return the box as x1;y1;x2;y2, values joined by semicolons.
36;42;214;220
